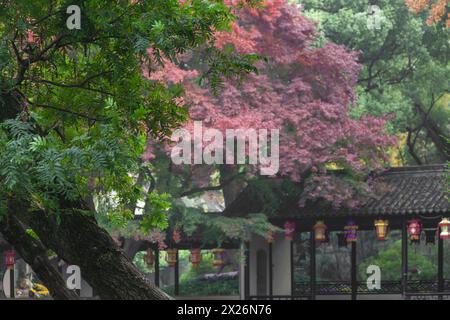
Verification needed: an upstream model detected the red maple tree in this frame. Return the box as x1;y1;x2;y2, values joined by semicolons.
145;0;396;208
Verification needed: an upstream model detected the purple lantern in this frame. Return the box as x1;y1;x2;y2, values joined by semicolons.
344;220;358;243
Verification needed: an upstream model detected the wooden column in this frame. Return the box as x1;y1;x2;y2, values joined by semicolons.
351;241;357;300
244;241;250;299
269;242;273;298
174;250;180;296
9;247;14;299
401;217;408;298
310;231;316;300
9;266;15;299
290;240;294;297
438;237;444;300
154;248;160;287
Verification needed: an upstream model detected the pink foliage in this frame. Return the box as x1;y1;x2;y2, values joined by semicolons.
148;229;168;250
145;0;395;206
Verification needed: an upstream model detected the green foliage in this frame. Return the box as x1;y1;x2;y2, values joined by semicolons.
300;0;450;164
179;251;217;282
358;240;437;281
140;192;171;232
178;207;280;246
0;0;261;232
200;45;266;94
174;276;239;296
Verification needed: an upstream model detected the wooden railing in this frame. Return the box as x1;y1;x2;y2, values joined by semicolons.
292;280;450;297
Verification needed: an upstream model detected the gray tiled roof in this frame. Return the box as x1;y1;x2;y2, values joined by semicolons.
224;165;449;218
363;165;449;216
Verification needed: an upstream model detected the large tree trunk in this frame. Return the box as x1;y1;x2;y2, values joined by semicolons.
25;207;171;300
122;238;148;260
416;103;450;161
220;165;247;207
0;97;169;299
0;199;79;300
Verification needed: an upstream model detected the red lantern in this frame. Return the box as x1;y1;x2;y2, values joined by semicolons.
374;220;389;241
144;249;155;267
344;220;358;243
439;218;450;239
408;219;422;242
189;248;202;268
4;250;15;269
313;221;327;242
284;221;296;241
211;248;225;268
166;248;178;267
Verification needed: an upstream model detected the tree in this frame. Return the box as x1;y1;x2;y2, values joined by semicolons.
300;0;450;164
0;0;261;299
358;240;438;281
121;0;395;248
405;0;450;27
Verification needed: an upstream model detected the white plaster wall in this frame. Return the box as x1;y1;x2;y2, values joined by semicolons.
272;234;291;295
247;233;292;297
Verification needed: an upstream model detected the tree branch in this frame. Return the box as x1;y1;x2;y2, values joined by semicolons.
28;100;106;122
0;197;79;300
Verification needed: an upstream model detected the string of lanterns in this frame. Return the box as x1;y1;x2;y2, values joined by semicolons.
146;248;224;269
310;217;450;244
140;217;449;269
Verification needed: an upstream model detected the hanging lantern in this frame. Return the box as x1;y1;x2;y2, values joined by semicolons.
439;218;450;239
144;249;155;267
166;248;178;267
408;219;422;242
4;250;15;269
344;220;358;243
313;221;327;242
374;219;389;240
284;221;296;241
266;230;274;244
211;248;225;268
189;248;202;268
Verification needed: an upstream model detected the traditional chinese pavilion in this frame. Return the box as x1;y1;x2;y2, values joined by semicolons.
224;164;450;300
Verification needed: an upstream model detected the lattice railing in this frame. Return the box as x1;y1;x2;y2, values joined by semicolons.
294;280;450;296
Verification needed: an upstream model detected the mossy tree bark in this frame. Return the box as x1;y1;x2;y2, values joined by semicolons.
25;206;171;300
0;199;79;300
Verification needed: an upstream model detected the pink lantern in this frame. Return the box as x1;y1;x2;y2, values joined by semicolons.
408;219;421;242
284;221;296;241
